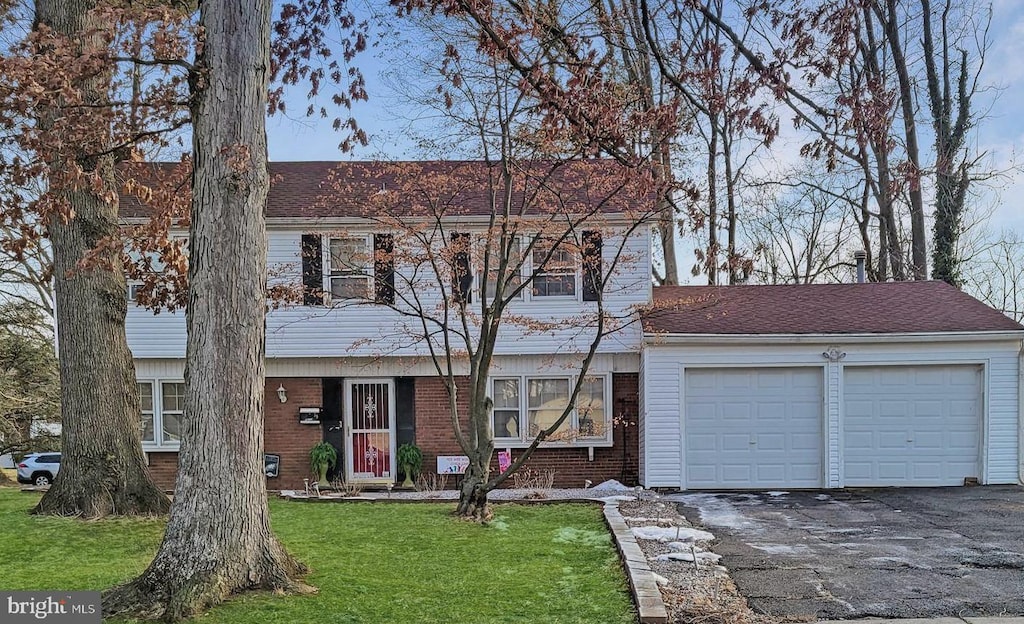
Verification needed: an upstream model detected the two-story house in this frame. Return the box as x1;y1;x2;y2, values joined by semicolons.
122;160;654;490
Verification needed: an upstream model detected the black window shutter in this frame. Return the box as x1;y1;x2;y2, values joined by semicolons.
582;230;603;302
451;232;472;303
374;234;395;305
301;234;323;306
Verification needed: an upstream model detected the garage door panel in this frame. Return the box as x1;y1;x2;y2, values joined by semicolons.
791;432;819;451
722;403;752;420
685;367;823;489
721;434;751;451
757;371;787;388
687;433;717;451
756;402;786;420
843;364;981;487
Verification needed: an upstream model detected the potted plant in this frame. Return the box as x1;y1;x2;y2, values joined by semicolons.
396;443;423;488
309;442;337;485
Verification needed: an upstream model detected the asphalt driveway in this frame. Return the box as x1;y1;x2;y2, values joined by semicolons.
671;486;1024;619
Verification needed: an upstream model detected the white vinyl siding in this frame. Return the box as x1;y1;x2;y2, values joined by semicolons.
641;338;1022;488
126;225;649;359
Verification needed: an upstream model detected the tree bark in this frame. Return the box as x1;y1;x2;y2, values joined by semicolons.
457;459;493;522
876;0;928;280
103;0;309;619
32;0;170;519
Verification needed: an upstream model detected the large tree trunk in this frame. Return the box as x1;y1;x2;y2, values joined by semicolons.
103;0;309;619
457;458;493;522
32;0;170;519
877;0;928;280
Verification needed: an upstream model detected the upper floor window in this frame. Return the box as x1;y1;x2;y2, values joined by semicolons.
328;236;371;300
482;236;524;301
531;240;577;298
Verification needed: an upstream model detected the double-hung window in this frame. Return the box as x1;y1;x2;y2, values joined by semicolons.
161;382;184;443
482;236;524;302
490;374;611;446
531;240;577;298
328;236;372;300
138;380;184;449
138;382;155;443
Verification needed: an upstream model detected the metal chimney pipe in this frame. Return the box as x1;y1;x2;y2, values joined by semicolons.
853;250;867;283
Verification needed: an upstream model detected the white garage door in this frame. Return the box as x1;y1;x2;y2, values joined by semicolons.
843;365;981;486
684;367;824;488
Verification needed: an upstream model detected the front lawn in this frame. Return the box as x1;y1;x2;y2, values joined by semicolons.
0;489;634;623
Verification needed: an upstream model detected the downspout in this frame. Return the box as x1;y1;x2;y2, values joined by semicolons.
1019;340;1023;485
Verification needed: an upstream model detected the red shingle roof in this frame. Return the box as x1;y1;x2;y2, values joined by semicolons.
117;160;651;219
643;282;1024;335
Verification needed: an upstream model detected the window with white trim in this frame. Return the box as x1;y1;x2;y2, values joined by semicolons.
327;235;371;300
127;283;145;303
531;239;578;298
138;382;155;443
138;379;184;449
490;374;611;445
482;236;524;301
160;382;185;444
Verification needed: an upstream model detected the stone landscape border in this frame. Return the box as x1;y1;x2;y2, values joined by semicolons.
602;500;669;624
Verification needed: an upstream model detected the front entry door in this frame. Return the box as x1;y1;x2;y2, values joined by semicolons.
345;379;396;484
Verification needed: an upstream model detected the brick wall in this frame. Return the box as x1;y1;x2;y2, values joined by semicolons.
145;373;640;491
414;373;640;488
144;377;323;491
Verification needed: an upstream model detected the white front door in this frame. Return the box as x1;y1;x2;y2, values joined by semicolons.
345;379;396;484
843;365;982;486
684;367;824;489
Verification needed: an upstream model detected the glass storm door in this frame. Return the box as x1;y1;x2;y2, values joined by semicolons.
345;379;396;483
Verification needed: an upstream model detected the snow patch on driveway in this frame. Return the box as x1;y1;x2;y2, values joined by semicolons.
667;493;765;533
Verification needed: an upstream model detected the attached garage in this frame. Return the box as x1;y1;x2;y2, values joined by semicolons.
640;282;1024;490
843;364;982;486
685;367;823;488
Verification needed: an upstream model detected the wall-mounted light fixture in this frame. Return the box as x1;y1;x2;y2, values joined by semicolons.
276;384;288;403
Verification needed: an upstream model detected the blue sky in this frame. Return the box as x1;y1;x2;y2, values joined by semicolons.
265;2;1024;235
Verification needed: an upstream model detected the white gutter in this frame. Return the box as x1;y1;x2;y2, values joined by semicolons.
642;331;1024;345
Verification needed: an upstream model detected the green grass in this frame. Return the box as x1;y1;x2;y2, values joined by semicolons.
0;489;635;623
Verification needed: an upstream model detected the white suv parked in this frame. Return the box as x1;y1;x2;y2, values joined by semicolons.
16;453;61;486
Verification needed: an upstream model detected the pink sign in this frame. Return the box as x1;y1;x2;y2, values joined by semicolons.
498;451;512;473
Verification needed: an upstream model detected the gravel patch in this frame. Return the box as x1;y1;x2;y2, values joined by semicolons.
618;495;786;624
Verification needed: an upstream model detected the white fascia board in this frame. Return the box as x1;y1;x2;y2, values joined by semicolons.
642;331;1024;346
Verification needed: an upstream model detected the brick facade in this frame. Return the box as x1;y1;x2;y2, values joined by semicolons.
414;373;640;488
146;377;323;491
145;373;639;491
